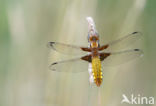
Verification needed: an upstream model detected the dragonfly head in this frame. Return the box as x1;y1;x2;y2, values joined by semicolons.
88;35;99;48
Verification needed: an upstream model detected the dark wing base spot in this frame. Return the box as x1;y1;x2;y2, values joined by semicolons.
98;44;109;51
100;53;111;61
81;47;92;52
81;55;92;62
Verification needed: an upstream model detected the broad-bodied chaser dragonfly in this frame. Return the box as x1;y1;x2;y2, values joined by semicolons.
48;17;143;87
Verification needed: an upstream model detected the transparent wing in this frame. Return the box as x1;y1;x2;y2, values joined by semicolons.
101;49;143;67
100;32;142;52
49;57;89;73
47;42;89;55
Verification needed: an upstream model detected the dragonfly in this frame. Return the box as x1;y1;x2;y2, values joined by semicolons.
47;17;143;87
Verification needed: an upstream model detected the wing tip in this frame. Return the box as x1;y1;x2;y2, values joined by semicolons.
49;62;58;71
132;31;138;34
134;49;144;57
52;62;57;65
47;42;55;48
134;48;140;51
131;31;143;36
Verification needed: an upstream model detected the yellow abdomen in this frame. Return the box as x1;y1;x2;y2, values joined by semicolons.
92;56;103;87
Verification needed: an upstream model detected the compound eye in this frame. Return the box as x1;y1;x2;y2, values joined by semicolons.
89;37;92;42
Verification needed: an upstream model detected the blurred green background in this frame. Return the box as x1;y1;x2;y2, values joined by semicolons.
0;0;156;106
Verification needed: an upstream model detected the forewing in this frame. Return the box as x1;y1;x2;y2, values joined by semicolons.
49;57;89;73
99;32;142;51
101;49;143;66
48;42;89;55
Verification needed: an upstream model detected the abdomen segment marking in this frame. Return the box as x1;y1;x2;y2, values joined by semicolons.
92;57;102;87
